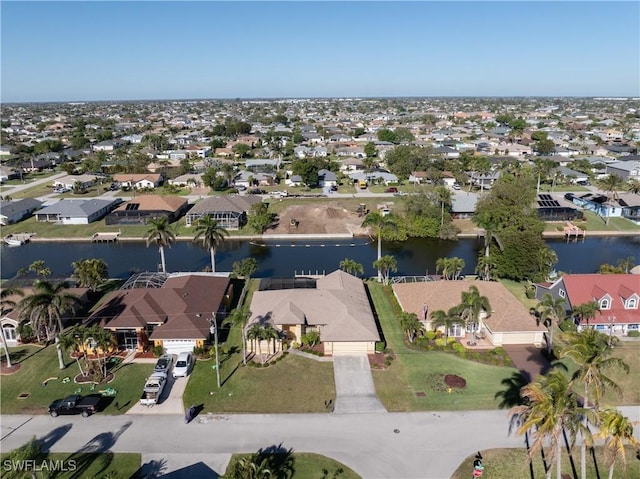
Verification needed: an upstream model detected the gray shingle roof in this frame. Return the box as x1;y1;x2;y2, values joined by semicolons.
36;199;120;217
188;195;262;215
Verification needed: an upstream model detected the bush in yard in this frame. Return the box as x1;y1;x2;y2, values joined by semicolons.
375;341;386;352
301;330;320;347
151;345;164;358
424;331;437;341
435;338;446;347
451;342;466;353
628;330;640;338
559;318;578;332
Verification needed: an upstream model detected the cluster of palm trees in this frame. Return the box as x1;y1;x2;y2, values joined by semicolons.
435;256;465;280
59;325;117;381
511;329;634;479
246;322;280;365
144;214;229;273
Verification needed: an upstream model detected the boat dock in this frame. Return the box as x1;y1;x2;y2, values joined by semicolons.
91;232;121;243
563;222;585;242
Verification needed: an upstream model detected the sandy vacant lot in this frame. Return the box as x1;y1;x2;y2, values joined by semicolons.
265;203;370;236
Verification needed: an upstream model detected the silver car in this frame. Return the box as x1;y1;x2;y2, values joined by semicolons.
172;352;193;378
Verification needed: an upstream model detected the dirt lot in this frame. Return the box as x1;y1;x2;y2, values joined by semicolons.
265;203;370;236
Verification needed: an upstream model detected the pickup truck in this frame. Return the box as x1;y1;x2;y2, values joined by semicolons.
49;394;101;417
139;372;167;406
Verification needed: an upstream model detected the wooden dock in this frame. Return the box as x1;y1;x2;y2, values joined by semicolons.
92;232;121;243
563;222;585;242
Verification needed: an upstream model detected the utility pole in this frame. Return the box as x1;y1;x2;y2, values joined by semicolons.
211;312;220;388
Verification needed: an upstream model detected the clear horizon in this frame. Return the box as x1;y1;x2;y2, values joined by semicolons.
2;1;639;103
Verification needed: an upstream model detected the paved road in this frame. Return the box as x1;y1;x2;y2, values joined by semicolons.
1;172;66;195
3;407;637;479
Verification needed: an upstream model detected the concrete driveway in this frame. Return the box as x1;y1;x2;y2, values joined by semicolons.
125;374;188;416
332;353;387;414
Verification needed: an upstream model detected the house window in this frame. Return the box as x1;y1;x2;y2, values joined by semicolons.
559;289;566;298
2;326;16;341
599;298;611;310
626;298;638;309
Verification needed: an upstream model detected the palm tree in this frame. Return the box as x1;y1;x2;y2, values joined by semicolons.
59;330;86;376
145;217;176;273
226;455;273;479
430;307;464;343
193;215;229;273
373;255;397;285
571;301;601;329
594;408;640;479
512;369;583;479
88;325;117;380
560;328;630;479
398;312;424;344
458;286;491;342
435;257;448;279
627;178;640;195
475;254;497;281
246;323;265;363
597;174;625;224
338;258;364;277
71;258;109;292
361;212;398;282
18;281;78;370
0;286;24;368
537;293;567;355
449;257;465;280
262;325;279;356
223;306;251;366
434;186;451;227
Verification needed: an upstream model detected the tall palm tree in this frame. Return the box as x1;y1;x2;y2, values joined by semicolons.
627;178;640;195
262;325;279;355
0;286;24;368
560;328;630;479
361;212;398;282
435;257;449;279
430;307;464;343
59;329;86;376
18;281;78;370
223;306;251;365
246;323;265;362
571;301;600;329
145;217;176;273
458;286;491;341
398;312;424;344
449;257;465;280
537;293;567;355
434;186;451;227
594;408;640;479
193;215;229;273
597;174;625;225
512;369;583;479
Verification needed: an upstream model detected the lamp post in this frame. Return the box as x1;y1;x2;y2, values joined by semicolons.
210;312;220;388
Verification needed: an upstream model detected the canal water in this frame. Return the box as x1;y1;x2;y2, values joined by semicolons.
1;236;638;280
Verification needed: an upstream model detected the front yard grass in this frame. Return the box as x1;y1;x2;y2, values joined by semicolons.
0;345;153;415
451;446;640;479
225;453;361;479
367;282;517;411
183;351;335;413
0;451;141;479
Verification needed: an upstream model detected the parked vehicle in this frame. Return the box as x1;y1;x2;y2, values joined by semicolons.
153;354;173;374
248;188;267;194
577;180;591;186
173;351;194;378
358;180;368;189
452;183;461;190
49;394;101;417
385;187;398;193
140;372;167;406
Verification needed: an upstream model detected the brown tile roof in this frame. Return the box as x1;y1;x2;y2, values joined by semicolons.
248;270;380;342
114;195;187;213
113;173;162;183
562;274;640;325
393;281;546;333
89;274;230;340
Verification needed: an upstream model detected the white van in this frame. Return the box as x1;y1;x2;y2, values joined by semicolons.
172;352;194;378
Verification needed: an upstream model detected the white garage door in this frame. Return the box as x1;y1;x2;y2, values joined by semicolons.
329;342;372;355
163;340;197;355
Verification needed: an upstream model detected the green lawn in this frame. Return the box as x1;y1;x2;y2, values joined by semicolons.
451;446;640;479
367;282;517;411
499;279;537;310
224;453;361;479
0;345;153;415
183;351;335;414
0;451;141;479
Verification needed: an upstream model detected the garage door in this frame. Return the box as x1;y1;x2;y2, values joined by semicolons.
163;340;197;355
329;342;373;355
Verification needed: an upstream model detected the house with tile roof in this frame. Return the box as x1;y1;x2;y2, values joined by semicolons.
185;195;262;229
112;173;162;189
87;273;232;354
105;195;188;225
393;281;546;347
247;270;380;355
535;274;640;335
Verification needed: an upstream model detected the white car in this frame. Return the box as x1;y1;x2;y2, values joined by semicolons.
172;352;194;378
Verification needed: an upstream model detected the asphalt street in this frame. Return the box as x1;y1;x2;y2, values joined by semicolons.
3;407;638;478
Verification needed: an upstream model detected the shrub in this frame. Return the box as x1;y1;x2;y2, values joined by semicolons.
151;345;164;358
559;319;578;332
301;330;320;347
435;338;446;347
375;341;386;353
451;342;466;353
424;331;437;341
627;330;640;338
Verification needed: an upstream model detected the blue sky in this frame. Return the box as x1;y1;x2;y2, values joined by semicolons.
1;1;639;102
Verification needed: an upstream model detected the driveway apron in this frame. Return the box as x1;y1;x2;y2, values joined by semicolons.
332;353;387;414
125;374;188;415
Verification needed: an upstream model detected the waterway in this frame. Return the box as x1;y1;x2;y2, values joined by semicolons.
1;236;639;280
